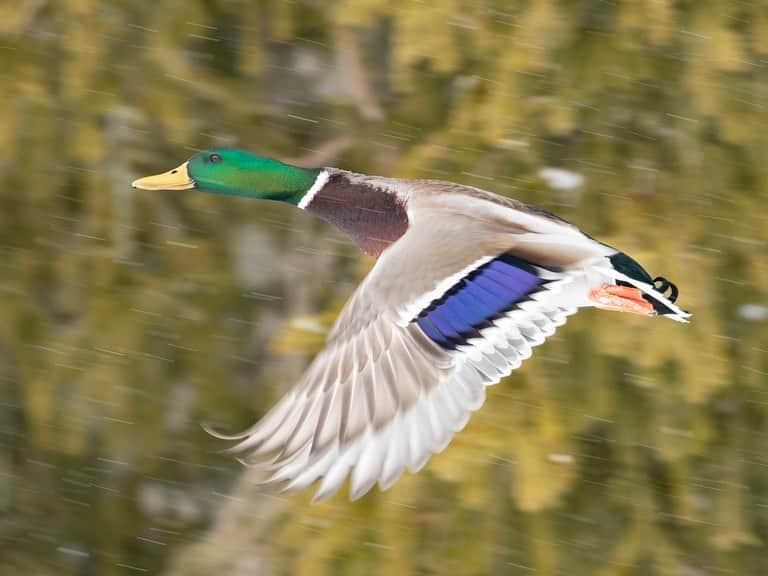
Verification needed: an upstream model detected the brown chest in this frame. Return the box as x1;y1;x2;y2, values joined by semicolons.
304;173;410;257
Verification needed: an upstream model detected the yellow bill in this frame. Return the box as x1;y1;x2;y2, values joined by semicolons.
132;161;195;190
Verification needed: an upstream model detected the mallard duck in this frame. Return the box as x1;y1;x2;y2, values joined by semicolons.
133;149;690;502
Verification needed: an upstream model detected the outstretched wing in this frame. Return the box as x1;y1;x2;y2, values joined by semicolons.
212;210;591;501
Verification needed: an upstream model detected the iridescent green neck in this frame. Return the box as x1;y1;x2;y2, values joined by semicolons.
186;149;322;205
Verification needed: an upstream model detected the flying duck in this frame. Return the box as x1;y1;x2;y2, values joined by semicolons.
133;149;690;502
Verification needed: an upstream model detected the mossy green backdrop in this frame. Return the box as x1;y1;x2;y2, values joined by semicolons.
1;1;767;574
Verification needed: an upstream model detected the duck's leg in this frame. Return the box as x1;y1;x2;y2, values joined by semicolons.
589;284;655;316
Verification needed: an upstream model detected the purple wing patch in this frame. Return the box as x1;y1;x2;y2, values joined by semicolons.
415;254;546;348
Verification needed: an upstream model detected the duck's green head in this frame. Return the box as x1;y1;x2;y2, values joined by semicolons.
132;148;321;205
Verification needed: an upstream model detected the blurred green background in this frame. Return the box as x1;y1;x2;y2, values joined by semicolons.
1;0;767;574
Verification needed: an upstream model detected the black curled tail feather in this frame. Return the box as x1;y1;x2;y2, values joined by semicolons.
652;276;678;303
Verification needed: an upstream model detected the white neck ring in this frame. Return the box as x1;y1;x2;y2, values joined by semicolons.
298;170;330;210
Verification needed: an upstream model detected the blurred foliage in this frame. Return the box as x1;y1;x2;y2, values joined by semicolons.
0;0;767;575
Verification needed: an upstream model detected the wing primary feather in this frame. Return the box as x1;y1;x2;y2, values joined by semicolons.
281;444;338;494
372;353;398;429
379;415;408;490
222;394;306;455
209;386;299;445
311;383;342;456
344;364;369;443
391;339;422;405
312;438;364;503
350;428;389;500
275;391;324;460
380;342;405;409
406;399;434;473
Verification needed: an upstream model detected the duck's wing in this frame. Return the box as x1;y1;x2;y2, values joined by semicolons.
212;204;603;502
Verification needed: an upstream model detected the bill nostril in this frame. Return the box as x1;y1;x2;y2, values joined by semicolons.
171;169;178;174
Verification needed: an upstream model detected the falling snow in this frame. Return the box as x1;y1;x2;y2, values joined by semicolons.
1;2;767;576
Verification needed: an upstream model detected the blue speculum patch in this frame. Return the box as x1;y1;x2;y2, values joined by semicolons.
415;254;546;348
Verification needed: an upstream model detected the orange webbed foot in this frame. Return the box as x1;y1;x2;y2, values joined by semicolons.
589;284;655;316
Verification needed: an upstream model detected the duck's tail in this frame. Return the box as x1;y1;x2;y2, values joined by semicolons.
596;252;692;323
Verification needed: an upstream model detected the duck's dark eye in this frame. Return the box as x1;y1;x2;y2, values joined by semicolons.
209;153;222;164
